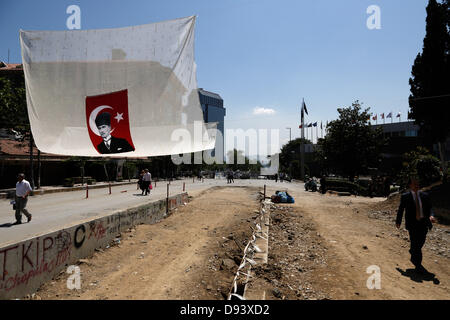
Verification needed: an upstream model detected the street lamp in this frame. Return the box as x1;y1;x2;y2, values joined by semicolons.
286;127;291;142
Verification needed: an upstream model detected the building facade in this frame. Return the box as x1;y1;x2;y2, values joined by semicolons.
198;88;226;159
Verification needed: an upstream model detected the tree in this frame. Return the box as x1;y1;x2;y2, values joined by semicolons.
318;101;384;180
409;0;450;174
279;137;312;178
399;147;441;187
0;77;29;132
226;148;262;173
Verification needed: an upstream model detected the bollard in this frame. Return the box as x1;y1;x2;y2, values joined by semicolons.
264;184;266;199
109;182;111;195
183;182;185;192
86;184;89;199
166;183;170;215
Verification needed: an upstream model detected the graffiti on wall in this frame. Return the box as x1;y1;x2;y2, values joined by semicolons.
0;192;187;297
0;231;72;292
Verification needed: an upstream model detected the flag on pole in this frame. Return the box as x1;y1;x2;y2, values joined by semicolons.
302;100;308;116
313;122;317;127
20;16;216;157
381;113;385;119
320;121;323;129
372;115;377;121
307;123;313;128
387;112;392;118
299;124;303;129
396;112;401;118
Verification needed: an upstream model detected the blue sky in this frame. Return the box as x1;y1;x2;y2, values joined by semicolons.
0;0;429;153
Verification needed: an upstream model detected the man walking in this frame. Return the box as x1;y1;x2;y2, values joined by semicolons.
15;173;33;224
396;176;436;273
143;169;152;196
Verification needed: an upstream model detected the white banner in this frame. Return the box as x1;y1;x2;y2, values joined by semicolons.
20;16;216;157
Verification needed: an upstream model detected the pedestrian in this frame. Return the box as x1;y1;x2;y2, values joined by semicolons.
14;173;32;224
143;169;152;195
396;176;436;274
230;172;234;183
138;170;144;192
275;173;278;182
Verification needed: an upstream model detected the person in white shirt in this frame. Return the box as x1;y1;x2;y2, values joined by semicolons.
142;169;152;195
15;173;33;224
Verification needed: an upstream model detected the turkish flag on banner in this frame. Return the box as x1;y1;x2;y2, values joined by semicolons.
85;89;135;154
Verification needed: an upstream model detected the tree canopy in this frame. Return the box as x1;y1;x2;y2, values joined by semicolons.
0;76;29;132
409;0;449;149
317;101;384;179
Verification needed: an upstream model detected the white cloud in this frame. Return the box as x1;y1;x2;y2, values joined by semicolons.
253;106;276;115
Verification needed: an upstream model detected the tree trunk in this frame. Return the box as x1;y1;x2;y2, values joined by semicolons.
37;150;41;189
103;163;109;182
29;134;35;190
438;141;447;181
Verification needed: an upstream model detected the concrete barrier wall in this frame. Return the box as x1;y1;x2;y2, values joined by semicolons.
0;192;189;299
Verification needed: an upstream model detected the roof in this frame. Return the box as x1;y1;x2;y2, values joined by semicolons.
0;138;72;161
1;138;41;157
198;88;224;108
0;62;23;71
198;88;223;101
372;121;419;133
0;137;152;161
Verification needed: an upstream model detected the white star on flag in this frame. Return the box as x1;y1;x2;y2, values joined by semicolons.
114;112;124;123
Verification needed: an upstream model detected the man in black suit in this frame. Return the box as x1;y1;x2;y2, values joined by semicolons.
95;112;134;154
396;176;436;273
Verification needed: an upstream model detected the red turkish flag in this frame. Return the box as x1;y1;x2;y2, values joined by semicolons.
85;89;135;154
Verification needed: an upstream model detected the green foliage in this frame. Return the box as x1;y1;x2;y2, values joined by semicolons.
400;147;441;187
0;76;29;132
317;101;384;179
279;138;312;178
409;0;450;168
226;149;262;172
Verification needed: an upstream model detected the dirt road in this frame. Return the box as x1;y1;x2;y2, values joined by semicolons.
33;185;449;300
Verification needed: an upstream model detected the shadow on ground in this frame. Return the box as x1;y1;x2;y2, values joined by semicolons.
0;222;14;228
396;267;440;285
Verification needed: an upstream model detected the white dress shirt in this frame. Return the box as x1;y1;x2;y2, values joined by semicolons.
410;190;424;219
16;179;32;197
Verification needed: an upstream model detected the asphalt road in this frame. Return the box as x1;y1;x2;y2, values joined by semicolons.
0;178;302;247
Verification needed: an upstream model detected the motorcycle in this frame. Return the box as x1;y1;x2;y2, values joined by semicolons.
304;178;318;192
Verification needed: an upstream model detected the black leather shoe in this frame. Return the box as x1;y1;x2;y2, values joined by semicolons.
27;215;32;223
13;221;22;225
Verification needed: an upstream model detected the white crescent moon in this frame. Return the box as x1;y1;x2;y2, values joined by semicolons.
89;105;113;136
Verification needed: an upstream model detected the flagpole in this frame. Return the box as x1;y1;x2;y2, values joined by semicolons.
300;98;305;181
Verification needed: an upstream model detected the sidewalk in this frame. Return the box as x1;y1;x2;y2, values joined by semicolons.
0;178;179;199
